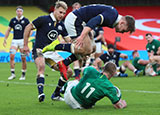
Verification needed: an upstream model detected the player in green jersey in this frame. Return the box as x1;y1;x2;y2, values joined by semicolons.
132;50;157;76
145;33;160;74
63;62;127;109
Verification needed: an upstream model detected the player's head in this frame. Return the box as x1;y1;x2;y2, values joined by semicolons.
132;50;139;58
115;15;135;34
54;1;68;21
16;6;23;17
108;44;115;54
145;33;153;43
103;62;117;80
72;2;81;11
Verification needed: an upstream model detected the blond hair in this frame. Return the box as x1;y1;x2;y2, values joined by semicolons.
55;1;68;10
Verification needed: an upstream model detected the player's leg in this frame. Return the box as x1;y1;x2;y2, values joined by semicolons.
8;40;18;80
33;51;46;102
73;60;81;80
19;39;27;80
51;65;73;101
122;61;141;76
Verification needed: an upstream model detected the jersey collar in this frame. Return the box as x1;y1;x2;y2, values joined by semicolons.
113;15;122;27
50;12;58;22
16;15;24;20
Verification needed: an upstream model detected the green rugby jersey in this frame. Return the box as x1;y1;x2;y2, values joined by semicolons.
71;66;120;109
146;39;160;55
132;57;145;71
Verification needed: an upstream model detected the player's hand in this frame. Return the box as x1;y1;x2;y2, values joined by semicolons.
23;45;30;56
75;36;83;49
3;39;7;47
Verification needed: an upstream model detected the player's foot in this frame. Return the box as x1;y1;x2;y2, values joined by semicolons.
19;75;25;80
135;70;142;76
42;39;60;53
51;93;64;101
118;73;128;77
58;61;68;81
38;93;45;102
8;74;16;80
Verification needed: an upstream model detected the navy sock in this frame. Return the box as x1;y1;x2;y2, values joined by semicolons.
37;76;45;94
55;44;71;52
54;79;66;96
74;69;80;77
63;54;77;66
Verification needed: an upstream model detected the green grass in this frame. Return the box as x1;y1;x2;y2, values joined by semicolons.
0;62;160;115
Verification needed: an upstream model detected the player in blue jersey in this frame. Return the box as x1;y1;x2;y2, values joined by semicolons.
93;44;141;77
42;4;135;79
3;6;30;80
23;1;72;102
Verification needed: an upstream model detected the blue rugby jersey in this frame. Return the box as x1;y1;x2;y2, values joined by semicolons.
32;13;68;50
93;27;104;42
9;16;29;39
73;4;119;29
100;51;121;67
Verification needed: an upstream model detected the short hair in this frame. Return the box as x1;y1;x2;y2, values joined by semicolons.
145;33;152;37
16;6;23;10
107;44;115;49
103;62;117;77
125;15;135;34
55;1;68;10
72;2;81;8
132;50;138;56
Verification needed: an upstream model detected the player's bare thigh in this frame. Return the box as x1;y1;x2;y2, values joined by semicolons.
35;56;45;74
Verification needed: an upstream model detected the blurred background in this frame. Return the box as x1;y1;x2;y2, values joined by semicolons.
0;0;160;62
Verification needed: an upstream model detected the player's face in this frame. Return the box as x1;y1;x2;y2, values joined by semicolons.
72;4;81;11
115;21;128;34
16;9;23;17
54;7;66;21
108;48;114;54
145;35;153;43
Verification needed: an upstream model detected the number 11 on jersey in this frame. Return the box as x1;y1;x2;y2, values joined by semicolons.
81;82;95;98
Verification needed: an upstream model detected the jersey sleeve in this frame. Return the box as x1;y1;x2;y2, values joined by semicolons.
61;23;69;38
99;53;108;63
104;86;121;104
86;15;103;29
32;16;44;29
25;18;30;26
9;18;13;28
98;27;104;34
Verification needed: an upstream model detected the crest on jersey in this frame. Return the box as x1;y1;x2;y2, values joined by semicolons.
47;30;58;41
21;20;25;24
58;25;62;30
152;45;155;49
15;24;22;30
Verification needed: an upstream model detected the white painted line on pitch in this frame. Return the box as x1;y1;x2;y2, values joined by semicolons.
1;80;160;94
0;80;57;87
122;89;160;94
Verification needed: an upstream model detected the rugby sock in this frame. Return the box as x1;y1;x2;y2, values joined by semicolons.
11;69;15;75
37;74;45;94
55;44;71;52
54;78;66;96
63;54;77;66
21;69;26;77
74;69;80;77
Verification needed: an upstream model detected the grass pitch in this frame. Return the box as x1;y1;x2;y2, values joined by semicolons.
0;62;160;115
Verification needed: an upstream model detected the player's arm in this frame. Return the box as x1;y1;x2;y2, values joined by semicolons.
156;47;160;55
138;59;149;65
95;31;104;41
120;53;128;59
64;36;72;43
23;23;35;55
3;27;12;47
113;99;127;109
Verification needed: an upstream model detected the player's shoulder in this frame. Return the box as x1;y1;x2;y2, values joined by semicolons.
10;17;16;21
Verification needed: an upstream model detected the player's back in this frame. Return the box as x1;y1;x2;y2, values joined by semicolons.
71;66;116;109
73;4;118;27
